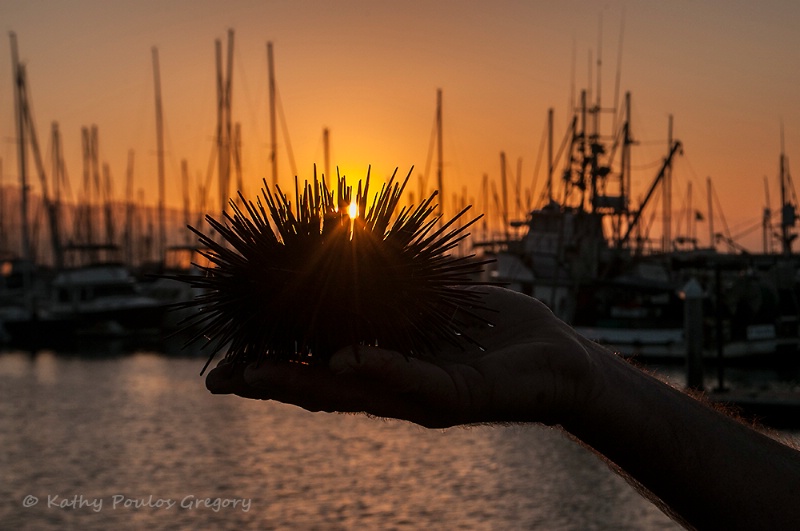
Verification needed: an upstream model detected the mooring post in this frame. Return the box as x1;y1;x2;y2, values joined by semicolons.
683;277;704;391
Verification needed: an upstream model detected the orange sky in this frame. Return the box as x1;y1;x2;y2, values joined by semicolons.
1;0;799;252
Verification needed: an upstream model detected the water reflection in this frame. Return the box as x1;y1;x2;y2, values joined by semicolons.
1;348;683;529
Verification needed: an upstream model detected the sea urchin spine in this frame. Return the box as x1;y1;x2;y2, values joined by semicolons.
175;166;494;374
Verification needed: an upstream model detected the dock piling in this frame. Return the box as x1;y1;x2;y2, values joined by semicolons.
683;278;705;391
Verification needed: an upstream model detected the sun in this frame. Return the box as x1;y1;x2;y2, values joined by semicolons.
347;201;358;219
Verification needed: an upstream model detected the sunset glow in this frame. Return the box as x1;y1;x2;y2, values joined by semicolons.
0;1;798;256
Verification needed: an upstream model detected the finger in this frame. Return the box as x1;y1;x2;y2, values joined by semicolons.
241;349;464;427
205;359;237;393
241;358;391;414
205;360;273;400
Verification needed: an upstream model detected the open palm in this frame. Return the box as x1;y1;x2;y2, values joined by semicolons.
205;286;600;428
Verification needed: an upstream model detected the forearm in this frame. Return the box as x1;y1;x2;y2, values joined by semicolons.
562;344;800;530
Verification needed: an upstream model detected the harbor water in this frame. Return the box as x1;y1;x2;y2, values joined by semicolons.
0;346;726;530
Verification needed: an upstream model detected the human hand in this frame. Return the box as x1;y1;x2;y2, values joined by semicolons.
205;286;603;428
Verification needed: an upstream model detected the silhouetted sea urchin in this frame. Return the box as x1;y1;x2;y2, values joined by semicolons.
177;167;495;374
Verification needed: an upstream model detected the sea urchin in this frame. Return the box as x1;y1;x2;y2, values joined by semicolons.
177;166;494;374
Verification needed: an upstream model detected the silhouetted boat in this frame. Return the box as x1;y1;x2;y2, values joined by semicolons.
476;89;800;362
1;245;167;346
475;90;687;357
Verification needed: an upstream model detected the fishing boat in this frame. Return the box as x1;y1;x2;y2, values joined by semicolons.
477;85;800;362
476;88;688;357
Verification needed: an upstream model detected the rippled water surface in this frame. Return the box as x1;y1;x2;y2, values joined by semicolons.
0;349;684;530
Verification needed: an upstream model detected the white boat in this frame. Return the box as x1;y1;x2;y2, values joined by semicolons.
2;256;167;344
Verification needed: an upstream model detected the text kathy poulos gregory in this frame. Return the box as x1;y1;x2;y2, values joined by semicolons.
22;493;252;513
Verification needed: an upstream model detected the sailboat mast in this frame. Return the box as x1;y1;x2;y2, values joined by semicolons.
580;90;588;210
616;92;631;246
233;122;243;198
663;114;673;253
547;108;554;203
215;39;225;216
152;47;166;261
225;29;234;197
500;151;509;239
0;158;5;252
81;127;92;247
102;163;115;246
268;42;277;188
91;126;101;258
623;92;631;211
779;128;794;255
124;150;135;265
323;127;330;180
707;177;715;249
10;32;30;264
594;14;602;142
436;88;443;219
50;122;64;268
763;176;772;254
687;181;693;244
216;30;235;218
181;159;190;246
51;122;61;208
481;173;489;240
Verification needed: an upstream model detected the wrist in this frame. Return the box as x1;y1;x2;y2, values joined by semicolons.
550;337;619;428
560;340;647;433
